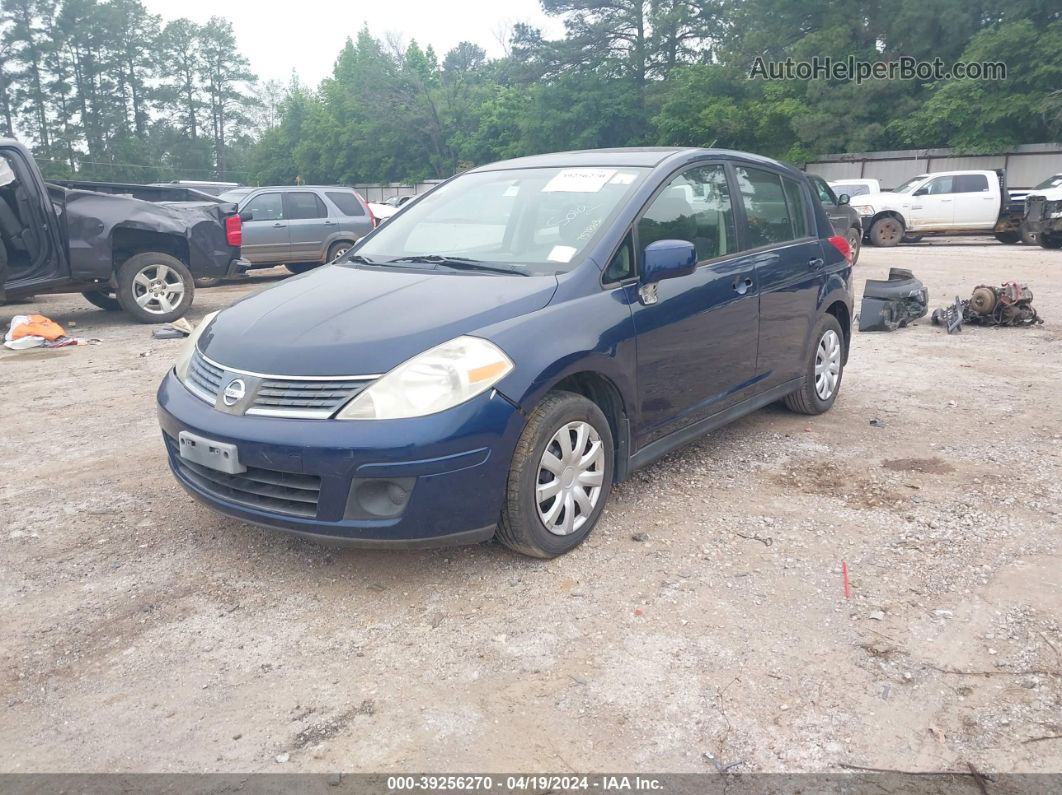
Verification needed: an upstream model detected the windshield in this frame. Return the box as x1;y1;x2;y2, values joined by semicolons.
218;188;253;203
1035;175;1062;190
831;183;871;197
893;176;929;194
354;166;650;274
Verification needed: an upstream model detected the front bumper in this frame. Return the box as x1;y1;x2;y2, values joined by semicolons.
157;371;525;546
1023;217;1062;235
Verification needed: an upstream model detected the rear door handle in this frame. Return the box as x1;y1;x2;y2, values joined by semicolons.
272;222;286;228
732;276;754;295
323;220;336;225
808;257;824;269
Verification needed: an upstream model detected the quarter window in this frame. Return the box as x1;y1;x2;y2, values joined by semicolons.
638;164;737;263
604;233;634;283
283;192;327;220
326;191;366;216
243;192;283;222
736;167;796;248
813;178;836;205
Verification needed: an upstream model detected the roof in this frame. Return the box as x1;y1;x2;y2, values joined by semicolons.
473;146;793;174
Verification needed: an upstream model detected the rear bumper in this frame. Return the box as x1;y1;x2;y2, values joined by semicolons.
226;257;252;275
157;371;525;546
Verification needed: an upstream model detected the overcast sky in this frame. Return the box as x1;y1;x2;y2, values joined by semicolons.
142;0;567;88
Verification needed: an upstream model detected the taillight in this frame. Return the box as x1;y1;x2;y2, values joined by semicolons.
358;192;377;227
225;214;242;247
828;234;852;264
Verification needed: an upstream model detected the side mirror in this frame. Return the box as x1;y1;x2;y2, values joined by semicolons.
837;193;850;205
641;239;697;284
239;209;254;222
913;187;928;197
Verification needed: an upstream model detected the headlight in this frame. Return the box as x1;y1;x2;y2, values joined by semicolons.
336;336;513;420
174;311;219;384
853;205;874;216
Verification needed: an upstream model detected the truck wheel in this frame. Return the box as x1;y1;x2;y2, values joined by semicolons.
902;234;924;244
1040;233;1062;250
82;289;122;311
847;226;862;264
116;252;195;323
497;391;614;559
994;232;1020;244
869;217;903;247
286;262;319;275
784;314;845;416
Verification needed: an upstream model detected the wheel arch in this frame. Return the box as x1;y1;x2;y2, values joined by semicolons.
825;299;851;364
549;370;631;483
111;226;190;271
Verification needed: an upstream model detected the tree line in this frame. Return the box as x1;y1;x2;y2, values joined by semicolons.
3;0;1062;186
1;0;267;181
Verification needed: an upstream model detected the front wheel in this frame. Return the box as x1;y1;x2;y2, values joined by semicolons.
82;288;122;311
1040;233;1062;250
902;234;924;244
784;315;845;415
116;252;194;323
847;226;862;264
286;262;320;275
994;231;1020;244
869;217;903;247
497;391;614;558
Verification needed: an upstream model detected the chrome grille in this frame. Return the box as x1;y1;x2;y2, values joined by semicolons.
184;348;377;419
250;378;371;418
168;438;321;518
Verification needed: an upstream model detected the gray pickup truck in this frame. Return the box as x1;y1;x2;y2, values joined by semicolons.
217;185;374;274
0;138;246;323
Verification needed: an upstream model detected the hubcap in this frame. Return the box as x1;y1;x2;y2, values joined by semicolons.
330;246;350;262
814;329;841;400
536;420;605;536
132;263;185;314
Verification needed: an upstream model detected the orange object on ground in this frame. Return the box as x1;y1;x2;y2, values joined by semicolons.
11;314;65;341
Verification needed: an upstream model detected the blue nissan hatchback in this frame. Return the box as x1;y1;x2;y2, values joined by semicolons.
158;148;853;557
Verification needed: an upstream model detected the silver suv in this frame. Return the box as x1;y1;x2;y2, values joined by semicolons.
218;186;374;274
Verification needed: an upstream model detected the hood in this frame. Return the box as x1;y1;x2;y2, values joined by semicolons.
199;264;559;376
1028;187;1062;201
849;191;910;206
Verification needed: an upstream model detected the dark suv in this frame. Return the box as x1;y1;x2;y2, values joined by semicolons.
159;147;853;557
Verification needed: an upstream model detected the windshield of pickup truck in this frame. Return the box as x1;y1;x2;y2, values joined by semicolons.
893;176;929;193
1035;175;1062;190
353;166;650;275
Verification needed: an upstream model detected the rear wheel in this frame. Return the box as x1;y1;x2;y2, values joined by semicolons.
327;241;353;263
902;234;924;244
286;262;320;275
784;314;845;416
846;226;862;264
193;276;222;288
1040;233;1062;250
869;217;903;247
116;252;194;323
497;391;613;558
994;231;1020;244
82;288;122;311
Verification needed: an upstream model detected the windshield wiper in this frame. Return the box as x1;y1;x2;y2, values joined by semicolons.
387;254;528;276
345;254;377;264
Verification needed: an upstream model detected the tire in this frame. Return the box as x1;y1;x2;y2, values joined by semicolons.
193;276;221;288
286;262;320;275
1020;226;1039;246
1040;233;1062;250
326;241;353;263
82;288;122;311
846;226;862;265
496;391;614;558
116;252;195;324
994;231;1020;244
902;234;924;244
784;314;845;416
869;216;903;247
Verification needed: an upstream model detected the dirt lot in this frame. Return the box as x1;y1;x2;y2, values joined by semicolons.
1;240;1060;774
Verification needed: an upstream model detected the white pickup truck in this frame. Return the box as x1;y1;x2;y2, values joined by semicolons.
849;170;1026;247
1020;174;1062;249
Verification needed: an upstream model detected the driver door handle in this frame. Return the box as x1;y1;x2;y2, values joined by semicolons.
808;257;824;269
732;276;754;295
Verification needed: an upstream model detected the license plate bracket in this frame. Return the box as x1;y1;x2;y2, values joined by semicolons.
178;431;246;475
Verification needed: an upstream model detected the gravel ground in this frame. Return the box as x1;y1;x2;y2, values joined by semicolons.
1;240;1060;774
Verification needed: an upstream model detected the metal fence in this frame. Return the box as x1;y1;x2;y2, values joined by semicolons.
804;142;1062;190
351;180;445;203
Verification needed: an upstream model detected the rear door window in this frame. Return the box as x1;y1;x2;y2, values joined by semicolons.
735;167;796;248
244;192;283;221
326;191;366;216
782;178;810;238
283;192;327;219
953;174;990;193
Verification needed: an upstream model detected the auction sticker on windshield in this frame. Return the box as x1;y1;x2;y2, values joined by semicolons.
542;168;616;193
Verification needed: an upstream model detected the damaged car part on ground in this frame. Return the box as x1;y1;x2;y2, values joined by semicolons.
858;268;928;331
932;282;1043;333
158;147;854;558
0;139;248;323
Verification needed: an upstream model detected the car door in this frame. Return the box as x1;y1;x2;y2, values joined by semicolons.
283;192;330;262
629;162;760;446
734;166;824;389
906;176;955;229
950;173;998;229
240;191;289;264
